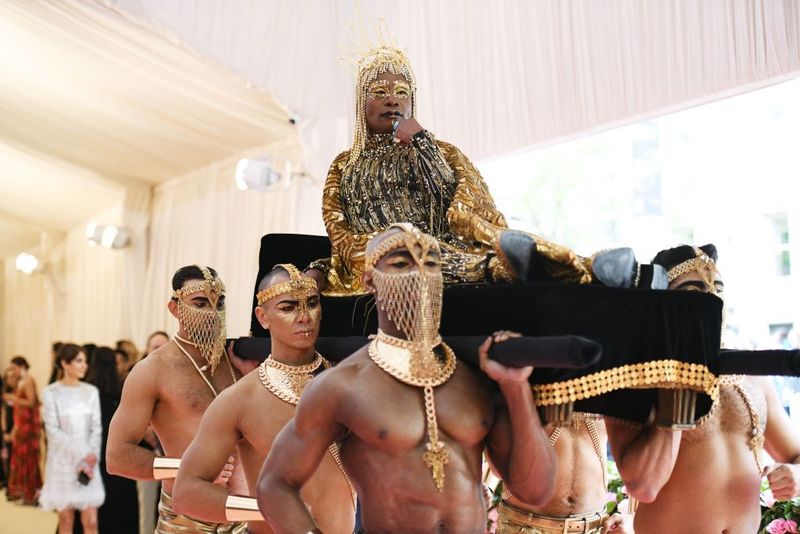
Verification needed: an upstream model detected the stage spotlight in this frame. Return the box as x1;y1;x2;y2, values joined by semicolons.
234;158;283;191
15;253;41;274
86;223;130;249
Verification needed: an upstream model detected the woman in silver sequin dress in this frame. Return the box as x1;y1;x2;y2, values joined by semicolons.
40;344;105;534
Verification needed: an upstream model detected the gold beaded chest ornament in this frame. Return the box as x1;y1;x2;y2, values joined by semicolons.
366;223;457;491
341;23;417;168
172;265;227;374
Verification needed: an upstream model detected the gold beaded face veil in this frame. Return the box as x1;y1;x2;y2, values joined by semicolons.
367;224;443;354
366;224;456;491
172;266;226;374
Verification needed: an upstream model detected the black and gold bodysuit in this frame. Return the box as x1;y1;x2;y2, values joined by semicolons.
314;130;590;295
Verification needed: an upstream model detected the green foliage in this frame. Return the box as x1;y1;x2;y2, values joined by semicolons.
759;497;800;533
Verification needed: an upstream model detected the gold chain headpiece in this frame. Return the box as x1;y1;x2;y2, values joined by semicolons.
339;13;417;168
365;223;439;272
256;264;317;311
173;265;225;301
667;247;718;283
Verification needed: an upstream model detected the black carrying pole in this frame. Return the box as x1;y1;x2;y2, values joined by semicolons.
719;349;800;376
231;335;602;370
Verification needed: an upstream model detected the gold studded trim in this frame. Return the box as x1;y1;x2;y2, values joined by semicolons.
532;359;719;406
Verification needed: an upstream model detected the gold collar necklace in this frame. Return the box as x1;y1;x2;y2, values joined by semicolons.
258;353;330;406
369;329;454;386
368;329;456;492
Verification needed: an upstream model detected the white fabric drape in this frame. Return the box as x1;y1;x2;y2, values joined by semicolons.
135;139;309;344
2;206;125;387
113;0;800;179
2;138;309;380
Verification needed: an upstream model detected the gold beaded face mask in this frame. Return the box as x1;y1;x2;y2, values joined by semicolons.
367;224;443;350
173;266;226;374
256;264;321;330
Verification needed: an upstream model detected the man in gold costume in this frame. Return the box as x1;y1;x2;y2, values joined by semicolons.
173;265;355;534
307;45;662;295
258;223;557;532
107;265;247;534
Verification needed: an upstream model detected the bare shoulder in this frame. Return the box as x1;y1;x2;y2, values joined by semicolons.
124;343;183;395
742;376;778;404
301;348;371;402
747;375;775;390
212;372;262;411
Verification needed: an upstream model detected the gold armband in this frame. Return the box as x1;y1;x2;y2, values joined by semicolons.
153;457;181;480
225;495;263;522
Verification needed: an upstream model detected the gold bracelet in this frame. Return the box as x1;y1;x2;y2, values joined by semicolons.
153;457;181;480
225;495;263;522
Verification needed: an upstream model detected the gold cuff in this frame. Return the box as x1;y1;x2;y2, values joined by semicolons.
153;457;181;480
225;495;263;522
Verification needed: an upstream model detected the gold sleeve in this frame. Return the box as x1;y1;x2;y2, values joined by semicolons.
320;151;374;287
439;141;508;245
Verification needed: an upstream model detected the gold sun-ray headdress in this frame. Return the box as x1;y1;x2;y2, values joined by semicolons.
339;11;417;168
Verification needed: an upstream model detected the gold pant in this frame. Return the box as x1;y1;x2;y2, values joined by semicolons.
156;491;248;534
497;501;606;534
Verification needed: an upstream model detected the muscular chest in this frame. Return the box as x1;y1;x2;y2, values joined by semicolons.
342;367;493;452
239;392;296;454
156;363;234;419
684;381;767;443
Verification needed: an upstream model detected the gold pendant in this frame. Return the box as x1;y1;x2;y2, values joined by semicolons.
423;440;449;492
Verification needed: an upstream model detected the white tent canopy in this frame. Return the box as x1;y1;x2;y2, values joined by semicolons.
114;0;800;177
0;0;295;257
2;0;799;385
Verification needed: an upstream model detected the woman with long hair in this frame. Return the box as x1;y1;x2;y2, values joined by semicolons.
3;356;43;504
1;366;20;491
40;344;105;534
86;347;138;533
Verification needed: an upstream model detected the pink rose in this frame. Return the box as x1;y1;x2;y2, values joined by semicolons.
767;519;799;534
617;499;629;515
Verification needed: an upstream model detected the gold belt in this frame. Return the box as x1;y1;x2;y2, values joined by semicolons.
157;490;248;534
499;500;607;534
